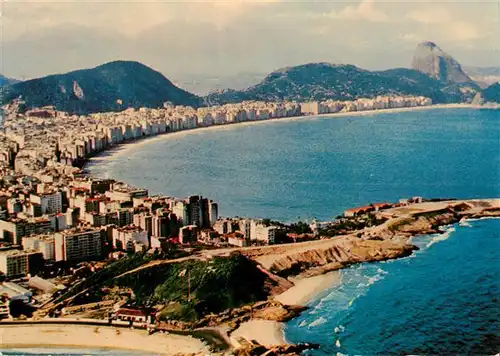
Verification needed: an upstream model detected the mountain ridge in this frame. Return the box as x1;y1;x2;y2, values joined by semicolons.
2;42;497;112
0;74;19;88
205;62;478;105
0;61;202;114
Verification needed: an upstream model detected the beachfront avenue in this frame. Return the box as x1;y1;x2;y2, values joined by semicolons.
0;95;432;175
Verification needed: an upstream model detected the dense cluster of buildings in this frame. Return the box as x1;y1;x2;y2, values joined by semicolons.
0;172;222;278
0;95;432;280
299;96;432;115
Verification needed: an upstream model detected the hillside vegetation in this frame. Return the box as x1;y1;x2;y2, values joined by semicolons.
205;64;478;105
55;253;271;322
482;83;500;103
116;254;270;321
0;61;202;114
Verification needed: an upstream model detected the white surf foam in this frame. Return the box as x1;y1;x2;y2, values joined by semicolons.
459;220;472;227
426;227;455;248
334;325;346;334
308;316;327;328
298;320;308;328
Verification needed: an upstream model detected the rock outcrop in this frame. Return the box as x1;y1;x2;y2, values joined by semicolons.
267;238;416;278
412;42;474;84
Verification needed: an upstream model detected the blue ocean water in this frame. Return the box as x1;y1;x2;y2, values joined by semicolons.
285;218;500;355
88;108;500;222
84;108;500;355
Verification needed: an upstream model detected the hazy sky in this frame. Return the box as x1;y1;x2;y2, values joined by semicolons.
1;0;499;82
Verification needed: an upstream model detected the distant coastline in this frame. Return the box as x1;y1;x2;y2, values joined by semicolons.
86;103;498;167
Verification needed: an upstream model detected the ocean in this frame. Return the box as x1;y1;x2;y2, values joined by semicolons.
85;107;499;355
285;218;500;355
88;108;500;222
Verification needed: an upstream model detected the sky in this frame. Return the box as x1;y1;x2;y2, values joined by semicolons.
1;0;499;87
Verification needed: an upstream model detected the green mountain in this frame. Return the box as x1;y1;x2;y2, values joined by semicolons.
0;61;202;114
0;74;19;87
482;83;500;103
205;63;478;105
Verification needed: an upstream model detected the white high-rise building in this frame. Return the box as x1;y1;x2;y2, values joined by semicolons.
55;228;103;262
22;235;56;261
30;192;63;214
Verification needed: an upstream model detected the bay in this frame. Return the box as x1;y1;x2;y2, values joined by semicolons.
88;108;500;222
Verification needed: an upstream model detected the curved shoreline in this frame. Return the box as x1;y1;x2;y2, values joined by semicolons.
0;324;211;355
279;216;500;353
86;103;491;166
233;204;500;348
73;104;500;352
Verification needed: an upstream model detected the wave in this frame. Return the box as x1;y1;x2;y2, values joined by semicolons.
459;220;472;227
427;226;455;248
465;216;500;222
308;316;328;328
334;325;346;334
367;271;387;286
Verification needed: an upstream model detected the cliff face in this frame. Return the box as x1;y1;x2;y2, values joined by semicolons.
412;42;474;85
255;206;473;279
266;238;416;278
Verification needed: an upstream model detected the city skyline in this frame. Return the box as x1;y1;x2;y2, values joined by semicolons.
1;0;499;84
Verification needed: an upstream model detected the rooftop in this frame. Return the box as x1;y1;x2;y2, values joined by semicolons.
0;282;32;298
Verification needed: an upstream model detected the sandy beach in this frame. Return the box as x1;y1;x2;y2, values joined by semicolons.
274;270;341;306
230;271;341;347
0;325;211;355
230;319;286;347
86;103;490;164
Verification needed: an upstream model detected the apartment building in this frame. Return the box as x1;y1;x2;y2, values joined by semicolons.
54;228;103;262
0;249;44;278
22;234;56;261
30;191;63;214
112;226;148;250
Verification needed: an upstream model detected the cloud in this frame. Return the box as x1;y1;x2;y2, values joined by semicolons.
326;0;389;22
406;5;493;42
2;0;283;40
406;8;452;24
1;0;498;82
398;33;422;43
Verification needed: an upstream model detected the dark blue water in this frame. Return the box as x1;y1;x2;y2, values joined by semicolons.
285;218;500;355
87;108;500;355
88;108;500;222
